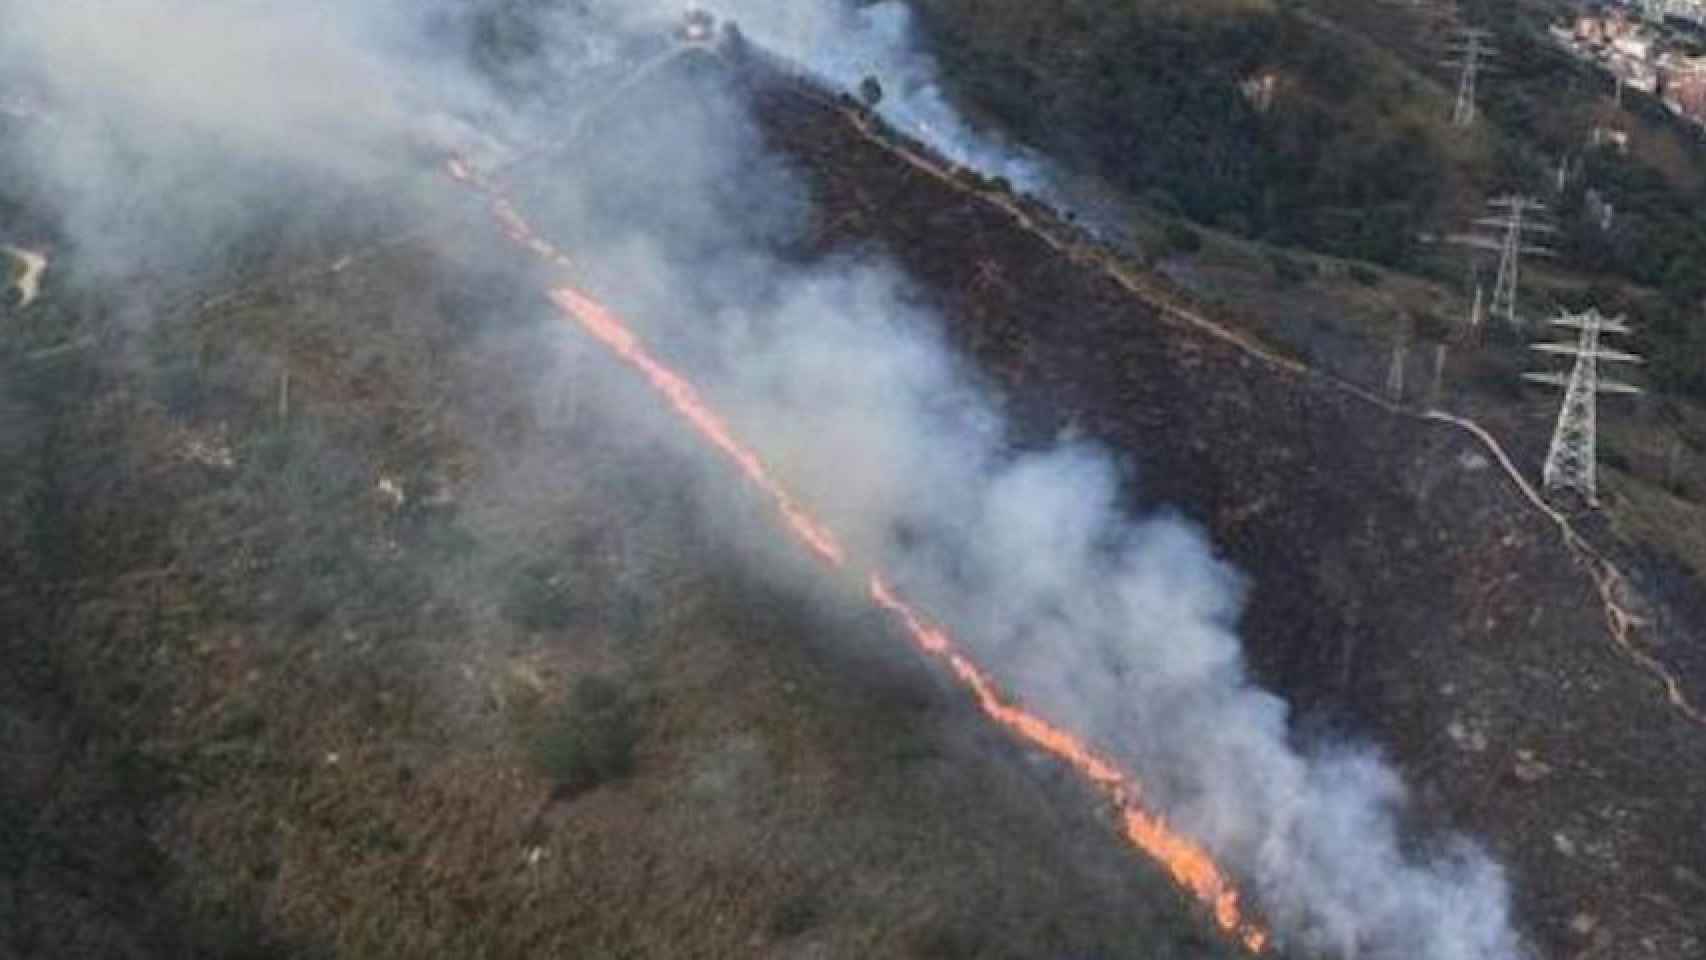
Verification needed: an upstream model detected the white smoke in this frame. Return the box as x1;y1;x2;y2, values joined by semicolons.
665;255;1527;960
0;0;508;284
594;0;1048;193
0;1;1527;958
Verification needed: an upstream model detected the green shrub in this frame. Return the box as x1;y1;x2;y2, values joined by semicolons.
911;925;987;959
501;560;580;630
1141;188;1183;217
767;892;823;939
1348;263;1381;287
528;675;637;794
1162;221;1202;256
860;75;884;107
1413;309;1452;343
1668;476;1697;502
156;361;206;417
1269;251;1310;288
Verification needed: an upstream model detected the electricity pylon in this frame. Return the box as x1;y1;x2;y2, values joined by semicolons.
1523;309;1644;505
1429;343;1448;409
1488;196;1555;330
1387;329;1409;402
1451;195;1555;332
1443;27;1497;128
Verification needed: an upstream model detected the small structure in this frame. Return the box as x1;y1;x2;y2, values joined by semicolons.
1239;73;1277;114
1661;54;1706;123
678;6;716;46
1591;125;1631;153
1;245;48;309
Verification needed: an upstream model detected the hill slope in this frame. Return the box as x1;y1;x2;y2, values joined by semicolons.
744;60;1706;958
4;5;1706;959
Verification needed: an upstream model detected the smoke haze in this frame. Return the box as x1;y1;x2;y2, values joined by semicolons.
0;2;1525;958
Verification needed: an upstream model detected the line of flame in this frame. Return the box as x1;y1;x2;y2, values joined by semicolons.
448;157;1267;952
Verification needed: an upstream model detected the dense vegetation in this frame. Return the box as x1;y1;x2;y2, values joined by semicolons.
912;0;1478;266
912;0;1706;405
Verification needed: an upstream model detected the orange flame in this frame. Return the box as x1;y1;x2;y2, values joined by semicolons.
871;575;1269;952
549;284;846;566
449;156;1267;952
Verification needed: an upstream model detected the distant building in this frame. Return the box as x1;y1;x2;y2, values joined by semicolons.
1239;73;1277;113
1663;55;1706;121
1613;31;1657;61
1633;0;1706;27
677;7;716;45
1557;5;1706;126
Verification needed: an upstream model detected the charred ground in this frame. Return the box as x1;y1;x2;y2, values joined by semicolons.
4;23;1706;960
743;62;1706;960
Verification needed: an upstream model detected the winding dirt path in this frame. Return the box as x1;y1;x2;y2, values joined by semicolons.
1428;411;1702;724
815;91;1705;729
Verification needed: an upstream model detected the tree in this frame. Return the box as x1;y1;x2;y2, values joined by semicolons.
1662;254;1706;306
860;75;884;108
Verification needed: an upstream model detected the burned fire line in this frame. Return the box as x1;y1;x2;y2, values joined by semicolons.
446;155;1271;953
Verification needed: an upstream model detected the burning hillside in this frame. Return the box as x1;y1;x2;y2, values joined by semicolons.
4;2;1705;959
453;151;1269;950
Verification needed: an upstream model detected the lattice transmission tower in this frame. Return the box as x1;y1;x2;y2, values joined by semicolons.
1387;324;1410;402
1523;309;1644;505
1464;279;1485;341
1443;26;1497;127
1452;195;1555;332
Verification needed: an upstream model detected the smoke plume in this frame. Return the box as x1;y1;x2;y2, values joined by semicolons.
0;2;1525;958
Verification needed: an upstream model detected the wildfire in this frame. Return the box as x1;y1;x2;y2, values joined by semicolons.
872;574;1269;952
449;156;1269;952
549;284;846;566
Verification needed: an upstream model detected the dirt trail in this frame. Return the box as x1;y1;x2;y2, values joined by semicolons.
816;91;1704;729
1428;410;1703;725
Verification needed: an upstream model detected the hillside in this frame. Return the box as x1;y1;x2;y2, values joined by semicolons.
746;61;1706;958
909;0;1706;678
5;3;1706;959
0;165;1249;959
